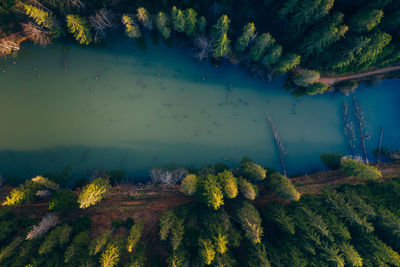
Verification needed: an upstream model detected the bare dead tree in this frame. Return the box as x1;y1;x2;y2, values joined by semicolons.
26;213;59;240
150;167;188;185
21;22;51;46
266;112;287;176
193;36;213;61
0;39;20;56
90;8;113;41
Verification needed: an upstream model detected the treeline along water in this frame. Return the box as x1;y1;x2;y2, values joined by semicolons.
0;37;399;181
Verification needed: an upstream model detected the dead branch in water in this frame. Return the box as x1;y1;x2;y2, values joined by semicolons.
90;8;113;41
353;97;368;163
343;101;356;155
378;127;383;163
266;112;287;176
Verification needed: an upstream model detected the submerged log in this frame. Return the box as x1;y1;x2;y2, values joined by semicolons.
378;128;383;163
266;112;287;176
353;97;369;163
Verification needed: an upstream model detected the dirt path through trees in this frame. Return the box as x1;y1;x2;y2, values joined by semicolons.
319;65;400;85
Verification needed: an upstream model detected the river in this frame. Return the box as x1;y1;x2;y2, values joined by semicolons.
0;36;399;181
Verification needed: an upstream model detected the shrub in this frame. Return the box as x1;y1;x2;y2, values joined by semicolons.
78;177;110;209
341;157;381;181
49;189;77;212
320;153;342;170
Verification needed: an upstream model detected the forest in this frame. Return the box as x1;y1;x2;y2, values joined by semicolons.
1;0;400;95
1;155;399;266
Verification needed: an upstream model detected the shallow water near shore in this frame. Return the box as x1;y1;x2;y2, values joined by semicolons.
0;36;399;182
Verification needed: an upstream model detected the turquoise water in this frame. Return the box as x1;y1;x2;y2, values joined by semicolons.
0;37;399;180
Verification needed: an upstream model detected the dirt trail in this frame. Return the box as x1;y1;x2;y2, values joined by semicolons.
319;65;400;85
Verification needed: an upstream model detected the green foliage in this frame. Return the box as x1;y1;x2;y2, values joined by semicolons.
127;221;144;253
213;32;230;58
212;14;230;38
66;14;92;45
23;4;53;29
246;243;271;267
155;11;171;39
49;189;77;212
264;204;295;235
64;231;91;264
350;9;384;33
184;8;197;36
236;201;263;244
249;33;275;62
242;160;266;181
171;6;186;33
89;231;110;256
0;236;23;262
293;69;320;87
198;16;207;34
262;44;282;67
267;172;300;201
305;82;329;95
217;170;238;199
159;209;175;240
341;157;382;181
39;224;72;254
137;7;152;30
168;248;187;267
2;180;42;206
275;53;301;73
238;177;257;200
340;242;363;267
122;15;142;38
320;153;342;170
199;239;215;265
78;177;110;209
181;174;197;196
199;175;224;210
213;232;228;254
235;22;256;52
100;241;120;267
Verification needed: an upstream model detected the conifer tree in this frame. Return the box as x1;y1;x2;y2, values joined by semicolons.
159;209;175;240
199;239;215;265
39;224;72;254
155;11;171;39
137;7;152;30
23;4;53;29
89;231;110;255
262;44;283;67
238;178;257;200
242;160;267;181
213;232;228;254
249;33;275;62
236;201;263;244
200;175;224;210
212;15;230;38
267;172;300;201
217;170;238;199
66;14;92;45
122;15;141;38
100;242;120;267
341;157;381;181
235;22;256;52
198;16;207;34
184;8;197;36
78;177;110;209
171;6;186;33
350;9;384;33
127;221;144;253
213;32;230;58
275;53;301;73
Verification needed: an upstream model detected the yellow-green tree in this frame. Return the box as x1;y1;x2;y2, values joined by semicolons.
122;15;141;38
78;177;110;209
217;170;238;199
235;22;256;52
200;175;224;210
155;11;171;39
100;242;120;267
341;157;381;181
23;4;53;29
236;201;263;244
213;232;228;254
185;8;197;36
66;14;92;45
199;239;215;265
267;172;300;201
181;174;197;196
127;221;144;253
171;6;185;33
137;7;152;30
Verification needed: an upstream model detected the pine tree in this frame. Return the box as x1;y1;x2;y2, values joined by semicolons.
78;177;110;209
100;242;120;267
217;170;238;199
155;11;171;39
200;175;224;210
235;22;256;52
199;239;215;265
39;224;72;254
66;14;92;45
238;178;257;200
122;15;141;38
184;8;197;36
242;160;267;181
249;33;275;62
213;32;230;58
89;231;110;255
127;221;144;253
170;218;184;250
137;7;152;30
23;4;53;29
267;172;300;201
171;6;185;33
0;236;23;262
159;209;175;240
198;16;207;34
212;15;230;38
305;82;329;95
262;44;282;67
341;157;381;181
236;202;263;244
275;53;301;73
293;69;320;87
350;9;384;33
340;243;363;267
213;232;228;254
64;231;91;264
